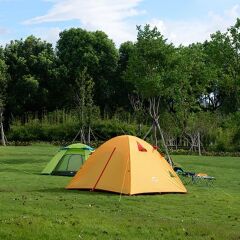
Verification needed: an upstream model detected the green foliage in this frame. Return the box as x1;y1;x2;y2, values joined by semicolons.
203;19;240;113
4;36;55;115
6;108;240;152
203;112;240;152
126;25;175;98
7;111;148;142
0;59;7;110
112;41;135;110
56;28;118;110
1;19;240;151
75;68;95;126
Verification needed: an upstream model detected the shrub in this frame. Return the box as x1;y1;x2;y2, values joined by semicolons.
7;117;149;143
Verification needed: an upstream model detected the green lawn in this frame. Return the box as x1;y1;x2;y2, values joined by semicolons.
0;144;239;240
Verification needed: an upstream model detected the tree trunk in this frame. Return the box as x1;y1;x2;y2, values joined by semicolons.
138;123;142;136
0;111;6;146
87;126;91;145
72;127;81;143
198;132;201;156
143;125;153;140
80;127;86;144
153;123;158;147
154;119;173;167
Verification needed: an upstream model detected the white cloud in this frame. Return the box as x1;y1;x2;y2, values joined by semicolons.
32;27;61;46
0;26;10;46
148;4;240;46
24;0;143;45
23;1;240;46
225;4;240;19
0;27;9;35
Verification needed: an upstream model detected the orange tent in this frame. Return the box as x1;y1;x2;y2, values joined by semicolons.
66;135;187;195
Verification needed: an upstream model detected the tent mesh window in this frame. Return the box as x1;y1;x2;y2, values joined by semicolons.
54;154;84;172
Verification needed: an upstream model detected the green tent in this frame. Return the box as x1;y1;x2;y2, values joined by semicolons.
42;143;94;176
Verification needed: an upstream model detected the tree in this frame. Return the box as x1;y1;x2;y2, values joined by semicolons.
203;18;240;113
126;25;176;165
113;41;135;110
56;28;118;112
0;49;8;145
167;44;209;134
73;68;95;144
227;18;240;112
4;36;56;118
170;44;211;155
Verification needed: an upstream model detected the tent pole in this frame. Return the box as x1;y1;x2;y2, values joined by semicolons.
92;147;116;191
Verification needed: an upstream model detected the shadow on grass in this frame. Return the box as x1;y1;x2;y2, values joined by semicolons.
0;158;45;164
0;168;20;173
35;187;119;197
0;168;41;176
34;187;186;197
35;187;68;193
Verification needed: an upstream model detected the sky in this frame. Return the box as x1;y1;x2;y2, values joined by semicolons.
0;0;239;47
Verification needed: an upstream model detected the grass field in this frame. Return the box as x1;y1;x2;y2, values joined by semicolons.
0;144;239;240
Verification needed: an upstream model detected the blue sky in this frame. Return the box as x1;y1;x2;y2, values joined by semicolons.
0;0;239;47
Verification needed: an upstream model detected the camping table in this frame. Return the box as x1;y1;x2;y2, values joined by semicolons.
191;175;215;186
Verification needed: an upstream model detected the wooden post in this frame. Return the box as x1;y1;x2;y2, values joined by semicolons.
0;111;6;146
198;132;201;156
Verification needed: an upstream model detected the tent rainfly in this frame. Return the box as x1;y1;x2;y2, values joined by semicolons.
66;135;187;194
42;143;94;176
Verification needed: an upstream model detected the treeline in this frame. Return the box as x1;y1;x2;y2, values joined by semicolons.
0;19;240;152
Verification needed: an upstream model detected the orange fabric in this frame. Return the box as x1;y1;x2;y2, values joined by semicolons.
66;135;187;195
92;147;116;190
196;173;208;177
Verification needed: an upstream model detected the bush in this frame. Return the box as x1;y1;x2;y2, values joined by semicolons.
6;110;240;154
7;118;149;143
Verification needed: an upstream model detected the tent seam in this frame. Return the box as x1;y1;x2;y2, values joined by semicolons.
128;135;131;195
